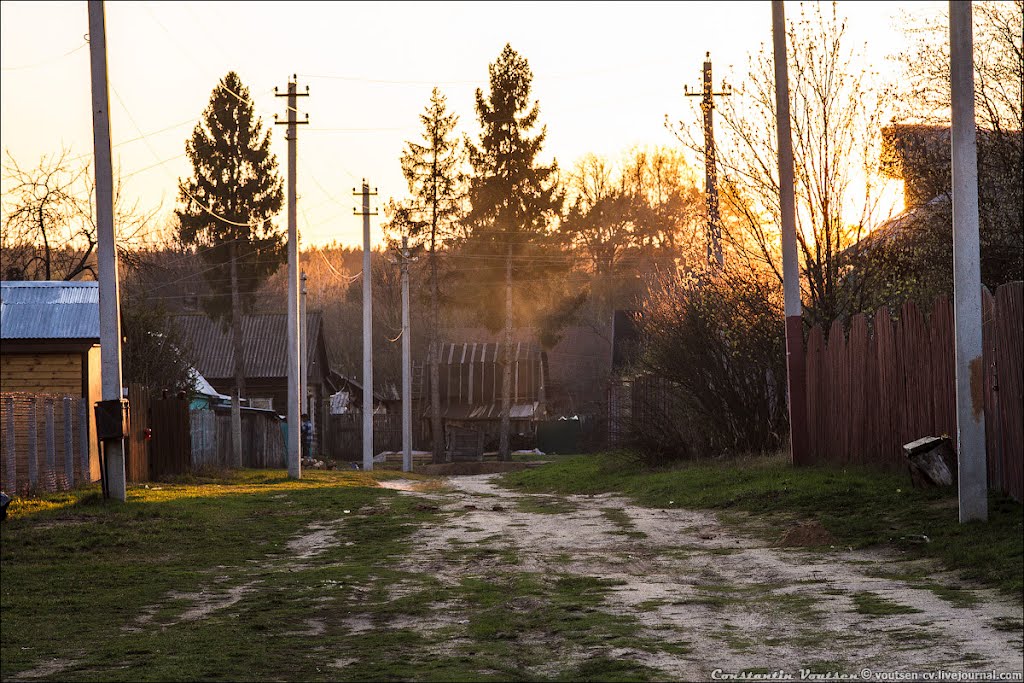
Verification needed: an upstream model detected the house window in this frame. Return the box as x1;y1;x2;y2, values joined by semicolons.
250;397;273;410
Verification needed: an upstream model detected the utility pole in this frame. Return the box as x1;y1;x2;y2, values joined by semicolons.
301;271;309;449
88;0;126;501
393;237;418;473
354;181;378;471
949;0;987;523
685;51;731;269
276;76;309;480
772;1;810;466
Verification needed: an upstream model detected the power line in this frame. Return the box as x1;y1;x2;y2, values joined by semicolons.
1;40;88;71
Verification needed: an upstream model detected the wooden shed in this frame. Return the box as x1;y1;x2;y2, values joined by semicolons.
0;280;101;480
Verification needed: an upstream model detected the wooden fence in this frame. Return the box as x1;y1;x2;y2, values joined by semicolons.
0;393;91;494
325;413;404;461
805;282;1022;501
190;407;286;470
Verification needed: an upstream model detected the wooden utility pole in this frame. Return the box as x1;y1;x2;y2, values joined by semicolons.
396;237;417;473
354;181;378;471
685;51;731;268
771;1;810;466
276;76;309;479
949;0;987;522
88;0;126;501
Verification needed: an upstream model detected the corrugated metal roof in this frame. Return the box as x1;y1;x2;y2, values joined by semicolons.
0;281;100;340
421;401;539;421
173;312;323;379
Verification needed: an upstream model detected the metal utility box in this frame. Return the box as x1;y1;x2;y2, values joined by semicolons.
94;399;130;441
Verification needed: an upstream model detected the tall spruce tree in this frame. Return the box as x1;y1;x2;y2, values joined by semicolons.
389;88;464;463
464;45;563;460
176;71;285;467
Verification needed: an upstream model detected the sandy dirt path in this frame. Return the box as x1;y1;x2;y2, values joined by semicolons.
391;473;1024;681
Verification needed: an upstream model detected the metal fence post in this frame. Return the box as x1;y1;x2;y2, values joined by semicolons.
64;397;75;487
27;399;38;489
4;397;16;489
45;398;56;488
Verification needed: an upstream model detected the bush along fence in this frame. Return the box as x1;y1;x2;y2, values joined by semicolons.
0;393;92;495
805;281;1022;501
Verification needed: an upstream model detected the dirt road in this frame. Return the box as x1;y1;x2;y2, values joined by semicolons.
387;473;1023;680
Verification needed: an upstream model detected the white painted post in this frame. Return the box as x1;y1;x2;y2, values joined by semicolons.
949;0;988;522
286;80;301;479
401;237;412;473
772;0;810;466
355;181;377;471
88;0;126;501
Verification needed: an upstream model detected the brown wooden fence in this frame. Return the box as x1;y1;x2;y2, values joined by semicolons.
190;407;286;470
326;413;404;461
125;383;150;483
805;282;1022;501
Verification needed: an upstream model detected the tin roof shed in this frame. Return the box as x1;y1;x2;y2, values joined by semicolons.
0;281;99;341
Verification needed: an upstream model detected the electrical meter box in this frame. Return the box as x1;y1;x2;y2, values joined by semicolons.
94;399;130;441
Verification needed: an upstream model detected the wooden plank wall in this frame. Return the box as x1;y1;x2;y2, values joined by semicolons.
805;282;1023;501
0;354;82;395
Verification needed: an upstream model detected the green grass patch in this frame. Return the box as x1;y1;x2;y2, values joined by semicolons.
990;616;1023;633
600;507;648;539
500;453;1024;597
851;591;923;616
514;495;578;515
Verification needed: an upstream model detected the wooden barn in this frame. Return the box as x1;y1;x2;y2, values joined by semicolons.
420;341;548;450
0;280;101;481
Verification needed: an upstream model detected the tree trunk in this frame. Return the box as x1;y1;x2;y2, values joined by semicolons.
499;243;513;461
229;243;246;469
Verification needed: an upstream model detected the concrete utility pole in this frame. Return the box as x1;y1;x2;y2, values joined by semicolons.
301;271;309;444
771;0;810;466
395;237;418;473
354;181;378;471
949;0;988;523
87;0;126;501
685;51;731;268
275;76;309;480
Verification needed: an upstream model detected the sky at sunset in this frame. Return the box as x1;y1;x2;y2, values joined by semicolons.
1;1;946;248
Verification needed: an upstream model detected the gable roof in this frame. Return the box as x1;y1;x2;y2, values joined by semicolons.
173;312;324;380
0;281;99;341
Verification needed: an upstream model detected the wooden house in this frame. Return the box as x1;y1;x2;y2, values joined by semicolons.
0;280;101;480
173;312;338;451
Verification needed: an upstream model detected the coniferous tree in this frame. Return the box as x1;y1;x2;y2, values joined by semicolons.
388;88;464;463
176;71;285;467
464;45;563;460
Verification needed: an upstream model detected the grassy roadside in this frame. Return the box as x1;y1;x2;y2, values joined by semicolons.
500;452;1024;598
1;467;678;682
0;469;442;681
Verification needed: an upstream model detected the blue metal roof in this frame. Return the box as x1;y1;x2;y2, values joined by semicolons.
0;281;100;340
